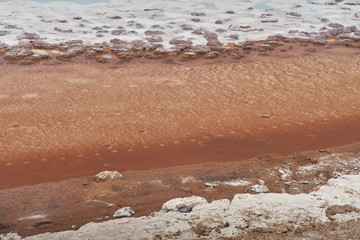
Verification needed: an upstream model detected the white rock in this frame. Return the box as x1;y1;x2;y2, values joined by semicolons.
204;182;219;188
94;171;122;182
113;207;135;218
161;196;208;213
0;233;22;240
250;184;269;193
23;174;360;240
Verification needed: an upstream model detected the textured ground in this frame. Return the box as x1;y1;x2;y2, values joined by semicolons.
1;45;360;238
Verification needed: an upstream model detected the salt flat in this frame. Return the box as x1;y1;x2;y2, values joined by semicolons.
0;0;359;47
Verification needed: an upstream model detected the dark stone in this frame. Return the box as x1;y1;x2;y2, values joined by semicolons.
225;10;235;14
111;30;126;35
286;12;302;17
32;40;57;50
215;28;227;33
17;32;40;40
4;48;33;61
107;15;122;19
131;40;146;47
191;12;206;16
226;34;239;40
54;27;73;33
180;24;193;31
176;204;193;213
328;23;344;28
190;44;211;54
146;36;163;42
169;39;193;46
261;18;278;23
151;24;164;29
144;30;165;36
204;32;219;41
73;16;82;20
191;18;201;22
0;31;8;36
192;28;207;35
215;19;224;24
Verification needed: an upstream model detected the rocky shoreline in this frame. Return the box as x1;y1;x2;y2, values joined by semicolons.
1;33;360;65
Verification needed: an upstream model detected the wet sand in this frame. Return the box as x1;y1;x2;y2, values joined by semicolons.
1;46;360;188
1;45;360;237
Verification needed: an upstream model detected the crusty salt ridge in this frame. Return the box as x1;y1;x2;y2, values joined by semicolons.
0;0;360;48
7;173;358;239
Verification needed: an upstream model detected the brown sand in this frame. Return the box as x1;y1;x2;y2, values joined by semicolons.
1;45;360;237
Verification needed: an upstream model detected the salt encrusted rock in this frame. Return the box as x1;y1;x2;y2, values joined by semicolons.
250;181;270;193
0;31;8;36
312;39;327;45
191;12;206;16
286;12;302;17
144;30;165;36
226;34;239;40
94;171;123;182
146;36;163;42
203;51;219;59
0;43;10;49
204;183;219;188
107;15;122;19
259;13;273;18
90;47;107;54
0;232;21;240
267;34;285;41
32;40;57;50
111;30;126;35
328;23;344;29
113;207;135;218
328;28;344;36
148;43;164;51
204;32;218;41
54;27;73;33
215;28;227;33
192;28;207;35
346;25;357;32
4;47;33;60
225;10;235;14
169;39;193;46
110;38;128;45
180;24;193;31
229;24;251;31
191;18;201;22
56;46;86;60
215;19;224;24
111;45;130;54
17;32;40;40
151;24;164;29
154;47;171;55
162;196;208;213
130;40;146;47
258;44;274;51
261;18;279;23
